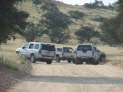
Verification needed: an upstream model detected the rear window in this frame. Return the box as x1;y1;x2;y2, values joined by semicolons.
41;44;48;50
57;48;62;52
49;45;55;51
63;47;73;52
77;45;92;51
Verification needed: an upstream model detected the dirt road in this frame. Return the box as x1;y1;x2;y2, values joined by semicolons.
7;62;123;92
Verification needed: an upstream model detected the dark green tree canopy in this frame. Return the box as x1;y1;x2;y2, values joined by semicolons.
101;0;123;44
22;23;46;42
75;26;99;43
33;0;72;43
0;0;28;43
69;11;85;20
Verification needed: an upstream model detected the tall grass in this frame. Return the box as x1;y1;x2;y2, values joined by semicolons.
0;39;32;73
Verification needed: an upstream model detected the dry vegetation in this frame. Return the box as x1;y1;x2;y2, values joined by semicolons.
17;0;117;44
0;0;122;70
0;39;123;68
98;45;123;67
0;38;32;73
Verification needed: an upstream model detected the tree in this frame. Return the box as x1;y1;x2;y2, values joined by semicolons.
34;0;72;43
69;11;85;20
101;0;123;44
48;28;70;43
75;26;99;43
22;23;46;42
0;0;28;43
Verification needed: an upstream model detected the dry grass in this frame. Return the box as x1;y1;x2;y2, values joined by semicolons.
97;45;123;67
17;0;117;44
0;39;123;69
0;39;32;73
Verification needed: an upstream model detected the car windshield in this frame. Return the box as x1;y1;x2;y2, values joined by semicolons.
23;43;29;49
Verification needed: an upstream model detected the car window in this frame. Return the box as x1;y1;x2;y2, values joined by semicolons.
42;44;48;50
63;47;73;52
77;45;92;51
63;48;69;52
29;44;34;49
57;48;62;52
35;44;40;49
49;45;55;51
23;43;29;49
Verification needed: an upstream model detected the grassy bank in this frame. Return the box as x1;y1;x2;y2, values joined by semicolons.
98;45;123;67
0;39;32;73
0;39;123;70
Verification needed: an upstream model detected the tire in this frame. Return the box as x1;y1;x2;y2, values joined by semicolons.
90;58;98;65
16;51;20;54
100;56;106;62
72;59;76;64
99;56;106;64
30;55;36;63
67;60;71;63
56;55;60;63
46;60;52;64
74;58;82;64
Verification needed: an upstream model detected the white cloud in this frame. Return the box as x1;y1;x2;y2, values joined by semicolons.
55;0;118;5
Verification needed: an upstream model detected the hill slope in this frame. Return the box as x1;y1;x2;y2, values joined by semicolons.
17;0;117;44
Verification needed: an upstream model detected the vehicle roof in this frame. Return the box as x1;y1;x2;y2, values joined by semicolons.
78;43;94;46
28;42;54;45
63;47;73;49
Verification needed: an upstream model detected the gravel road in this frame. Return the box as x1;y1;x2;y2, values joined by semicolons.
7;62;123;92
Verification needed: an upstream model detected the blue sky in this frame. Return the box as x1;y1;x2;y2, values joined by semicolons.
55;0;118;5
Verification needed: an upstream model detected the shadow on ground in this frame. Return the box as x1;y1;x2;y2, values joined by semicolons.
0;64;29;92
25;75;123;84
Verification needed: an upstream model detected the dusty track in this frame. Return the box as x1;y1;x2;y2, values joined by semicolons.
7;62;123;92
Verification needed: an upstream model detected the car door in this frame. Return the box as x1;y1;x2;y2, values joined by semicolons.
48;45;56;57
41;44;49;57
24;43;35;57
20;43;29;55
33;44;40;57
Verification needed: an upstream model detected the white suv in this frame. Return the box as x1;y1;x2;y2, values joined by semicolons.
16;42;56;64
74;44;106;64
55;47;74;63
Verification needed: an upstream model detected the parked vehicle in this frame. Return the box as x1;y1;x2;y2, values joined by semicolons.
16;42;56;64
55;47;74;63
74;44;106;64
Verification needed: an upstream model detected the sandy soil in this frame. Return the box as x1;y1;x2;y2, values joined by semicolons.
6;62;123;92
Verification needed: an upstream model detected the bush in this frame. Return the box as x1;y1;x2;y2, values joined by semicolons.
69;11;85;19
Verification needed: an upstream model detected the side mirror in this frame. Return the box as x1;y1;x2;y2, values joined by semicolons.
22;47;25;49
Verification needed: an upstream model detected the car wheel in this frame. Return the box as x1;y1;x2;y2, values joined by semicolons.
56;56;60;63
67;60;71;63
46;60;52;64
16;51;20;54
30;55;36;63
90;58;98;65
99;56;106;64
75;58;82;64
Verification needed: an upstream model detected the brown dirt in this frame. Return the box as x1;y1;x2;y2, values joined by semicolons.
0;65;26;92
5;61;123;92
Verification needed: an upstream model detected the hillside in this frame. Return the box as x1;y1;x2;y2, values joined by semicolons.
17;0;117;45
